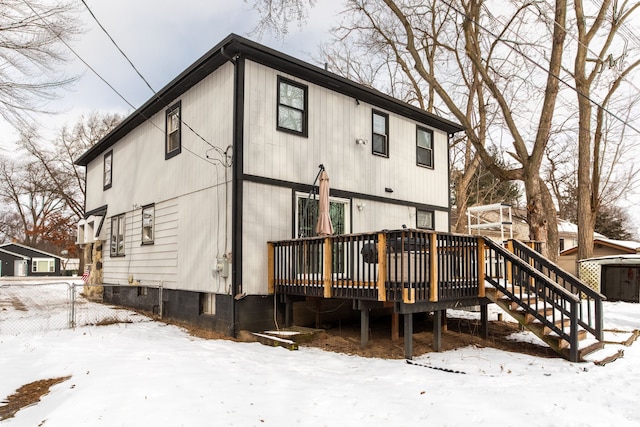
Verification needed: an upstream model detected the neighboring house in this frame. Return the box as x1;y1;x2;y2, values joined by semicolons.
0;243;62;277
559;238;640;302
462;203;588;253
558;237;640;275
75;34;464;335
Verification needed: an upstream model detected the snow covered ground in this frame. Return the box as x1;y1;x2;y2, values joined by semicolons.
1;282;640;426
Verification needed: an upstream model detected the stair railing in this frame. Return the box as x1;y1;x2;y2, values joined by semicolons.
484;238;581;361
509;239;605;340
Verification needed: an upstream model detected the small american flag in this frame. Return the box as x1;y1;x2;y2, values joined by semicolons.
81;268;90;284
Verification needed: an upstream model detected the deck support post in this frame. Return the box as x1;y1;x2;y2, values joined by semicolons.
404;313;413;359
433;310;442;352
285;297;293;328
480;303;488;339
391;312;399;341
361;308;370;347
315;299;322;329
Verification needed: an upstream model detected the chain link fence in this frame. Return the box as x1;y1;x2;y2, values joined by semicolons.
0;281;162;335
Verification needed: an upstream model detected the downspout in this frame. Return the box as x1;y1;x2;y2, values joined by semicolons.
223;45;244;338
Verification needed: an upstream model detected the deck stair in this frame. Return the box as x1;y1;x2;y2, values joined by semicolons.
483;239;606;362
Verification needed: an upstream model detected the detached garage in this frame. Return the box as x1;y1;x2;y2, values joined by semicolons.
579;255;640;303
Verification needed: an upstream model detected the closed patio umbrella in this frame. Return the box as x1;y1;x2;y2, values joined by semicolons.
315;169;334;236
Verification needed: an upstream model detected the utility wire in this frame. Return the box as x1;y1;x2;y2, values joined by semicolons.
79;0;231;165
439;0;640;135
22;0;221;167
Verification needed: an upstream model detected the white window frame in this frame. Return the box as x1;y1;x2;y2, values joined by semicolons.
110;213;126;257
141;204;154;245
166;102;181;159
294;192;350;238
103;151;113;190
32;258;55;273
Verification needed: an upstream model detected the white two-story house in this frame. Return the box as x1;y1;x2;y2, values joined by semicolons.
75;34;463;335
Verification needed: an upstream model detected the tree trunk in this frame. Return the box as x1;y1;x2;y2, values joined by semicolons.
524;175;549;257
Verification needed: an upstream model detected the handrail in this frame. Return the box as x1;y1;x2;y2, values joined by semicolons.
509;239;604;340
510;239;606;300
485;239;579;302
484;238;581;360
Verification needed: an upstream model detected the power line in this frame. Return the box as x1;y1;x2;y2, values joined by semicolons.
79;0;230;165
22;0;221;167
439;0;640;135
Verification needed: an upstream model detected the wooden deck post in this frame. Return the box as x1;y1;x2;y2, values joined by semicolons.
429;233;438;302
391;312;399;341
477;238;486;298
433;310;442;352
377;233;387;302
361;308;370;347
285;297;293;328
404;313;413;359
267;243;275;294
323;237;332;298
506;239;514;285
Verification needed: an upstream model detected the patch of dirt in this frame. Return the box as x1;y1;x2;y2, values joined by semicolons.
301;314;560;359
115;308;558;360
10;297;27;311
0;376;71;421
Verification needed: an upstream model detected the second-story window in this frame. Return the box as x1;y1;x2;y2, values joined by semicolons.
166;101;181;159
417;126;434;168
277;76;308;136
103;151;113;190
372;111;389;157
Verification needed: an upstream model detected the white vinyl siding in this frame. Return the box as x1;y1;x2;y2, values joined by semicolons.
243;60;450;209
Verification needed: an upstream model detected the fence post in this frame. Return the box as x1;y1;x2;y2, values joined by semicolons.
69;283;76;328
159;282;163;318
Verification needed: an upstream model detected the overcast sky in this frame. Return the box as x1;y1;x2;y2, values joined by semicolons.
0;0;341;144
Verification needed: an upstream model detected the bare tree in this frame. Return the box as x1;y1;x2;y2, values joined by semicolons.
0;156;66;248
0;0;79;128
572;0;640;260
252;0;567;257
19;112;123;222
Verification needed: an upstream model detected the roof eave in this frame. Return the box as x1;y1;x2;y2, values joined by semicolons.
75;34;464;167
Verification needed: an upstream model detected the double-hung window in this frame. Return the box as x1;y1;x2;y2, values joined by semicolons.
110;213;126;257
103;151;113;190
277;77;308;136
372;111;389;157
417;126;434;168
166;101;181;159
416;209;434;230
141;204;154;245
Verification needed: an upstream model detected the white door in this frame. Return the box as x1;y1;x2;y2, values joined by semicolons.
14;260;27;277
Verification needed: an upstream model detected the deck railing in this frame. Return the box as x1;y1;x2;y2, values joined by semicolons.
269;229;482;304
483;238;585;361
508;239;605;340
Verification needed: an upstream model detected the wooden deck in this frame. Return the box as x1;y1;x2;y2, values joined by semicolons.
267;229;606;362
